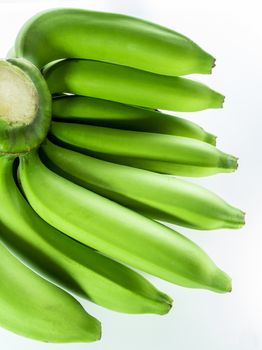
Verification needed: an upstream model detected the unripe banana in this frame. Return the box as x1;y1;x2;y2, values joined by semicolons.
43;59;224;112
41;140;244;230
0;155;171;315
19;150;232;293
0;237;100;343
52;95;216;144
15;8;215;75
50;122;237;177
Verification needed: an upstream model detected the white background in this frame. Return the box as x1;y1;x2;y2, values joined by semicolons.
0;0;261;349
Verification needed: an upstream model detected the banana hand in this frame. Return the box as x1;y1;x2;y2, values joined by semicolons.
19;150;232;293
0;155;171;315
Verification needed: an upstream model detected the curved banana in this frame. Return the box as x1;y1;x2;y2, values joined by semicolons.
43;59;224;113
49;122;237;177
15;8;214;75
19;150;232;293
52;95;216;145
0;155;171;315
0;240;100;343
41;140;244;230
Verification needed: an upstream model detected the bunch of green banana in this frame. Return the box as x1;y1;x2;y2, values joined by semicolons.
0;7;244;343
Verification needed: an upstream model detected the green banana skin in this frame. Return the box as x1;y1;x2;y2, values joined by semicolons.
43;59;224;113
52;95;216;145
0;238;100;343
50;122;237;177
15;8;214;75
19;151;232;294
41;140;244;230
0;156;171;315
0;58;51;154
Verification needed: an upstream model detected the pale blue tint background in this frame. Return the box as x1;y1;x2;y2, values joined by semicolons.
0;0;261;349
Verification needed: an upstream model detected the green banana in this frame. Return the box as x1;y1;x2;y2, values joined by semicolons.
49;122;237;177
0;239;100;343
19;150;232;293
43;59;224;113
41;140;244;230
0;155;171;315
52;95;216;145
0;58;51;154
15;8;215;75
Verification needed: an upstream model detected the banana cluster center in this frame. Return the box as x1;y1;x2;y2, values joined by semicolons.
0;60;38;126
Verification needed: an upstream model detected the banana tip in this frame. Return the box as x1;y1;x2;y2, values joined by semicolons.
239;210;246;227
206;133;217;146
206;56;216;74
220;154;239;173
211;91;225;109
158;293;173;315
219;94;225;108
211;269;232;294
161;302;173;316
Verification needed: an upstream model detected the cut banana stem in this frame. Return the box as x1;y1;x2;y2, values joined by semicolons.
15;8;214;75
0;155;171;315
52;95;216;145
50;122;237;177
43;59;224;112
41;140;245;230
0;58;51;154
19;151;232;293
0;237;100;343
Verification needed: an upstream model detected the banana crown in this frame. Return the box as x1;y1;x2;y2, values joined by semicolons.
0;6;244;344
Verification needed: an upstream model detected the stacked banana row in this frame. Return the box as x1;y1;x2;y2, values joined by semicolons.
0;8;244;343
